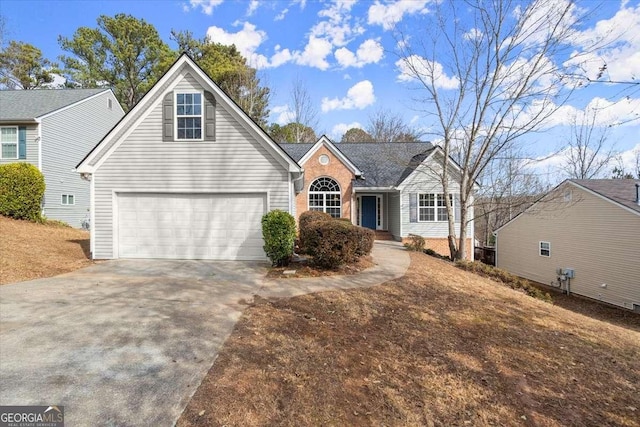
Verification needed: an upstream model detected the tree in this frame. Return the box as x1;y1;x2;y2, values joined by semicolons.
341;128;373;143
171;30;270;127
562;106;616;179
395;0;586;260
289;75;318;142
611;149;640;179
268;122;316;143
59;14;174;111
0;41;57;89
367;109;421;142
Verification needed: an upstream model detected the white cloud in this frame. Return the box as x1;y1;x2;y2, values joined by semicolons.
270;47;293;67
395;55;459;89
188;0;224;15
566;2;640;82
336;39;384;68
271;104;295;125
312;0;362;47
321;80;376;112
463;28;483;41
331;121;363;139
246;0;259;16
275;8;288;21
206;22;266;59
294;36;334;70
368;0;431;30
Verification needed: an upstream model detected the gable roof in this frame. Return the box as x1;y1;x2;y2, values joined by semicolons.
280;141;434;187
570;179;640;215
0;89;109;121
296;135;363;176
494;178;640;235
76;54;301;174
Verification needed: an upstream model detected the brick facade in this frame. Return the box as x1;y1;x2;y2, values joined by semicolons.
295;145;356;223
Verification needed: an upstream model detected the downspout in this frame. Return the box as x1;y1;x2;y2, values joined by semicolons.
36;118;43;216
80;172;94;259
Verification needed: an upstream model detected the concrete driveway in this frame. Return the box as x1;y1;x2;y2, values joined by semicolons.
0;242;409;427
0;259;268;427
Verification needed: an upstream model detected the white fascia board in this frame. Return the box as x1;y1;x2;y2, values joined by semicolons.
299;136;362;176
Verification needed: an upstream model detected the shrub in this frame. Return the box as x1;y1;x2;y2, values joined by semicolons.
455;260;552;303
0;162;45;222
299;210;332;232
306;220;359;269
354;226;375;256
404;234;425;252
261;209;296;267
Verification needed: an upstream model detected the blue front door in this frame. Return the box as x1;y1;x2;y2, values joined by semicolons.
361;196;377;230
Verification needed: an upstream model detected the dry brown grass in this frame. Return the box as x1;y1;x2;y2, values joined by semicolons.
179;251;640;427
0;215;92;285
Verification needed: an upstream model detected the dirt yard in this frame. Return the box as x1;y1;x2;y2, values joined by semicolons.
179;251;640;427
0;216;92;285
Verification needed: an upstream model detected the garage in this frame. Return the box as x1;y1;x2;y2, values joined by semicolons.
116;193;267;260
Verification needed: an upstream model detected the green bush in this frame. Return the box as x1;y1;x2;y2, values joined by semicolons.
404;234;425;251
0;162;45;222
455;260;552;303
261;209;296;266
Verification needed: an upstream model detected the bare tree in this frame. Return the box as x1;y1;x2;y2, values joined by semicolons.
395;0;588;260
366;109;422;142
562;106;616;179
289;74;318;142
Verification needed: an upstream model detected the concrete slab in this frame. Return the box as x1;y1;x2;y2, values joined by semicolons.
0;242;410;426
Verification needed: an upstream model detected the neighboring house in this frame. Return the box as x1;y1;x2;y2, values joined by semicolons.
76;54;303;261
280;136;476;259
495;179;640;311
0;89;124;227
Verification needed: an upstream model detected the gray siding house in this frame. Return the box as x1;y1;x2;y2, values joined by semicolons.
76;54;303;260
495;179;640;311
0;89;124;227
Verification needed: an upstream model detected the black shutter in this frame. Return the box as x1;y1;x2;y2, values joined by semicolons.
204;91;216;141
18;126;27;159
409;193;417;223
162;92;173;141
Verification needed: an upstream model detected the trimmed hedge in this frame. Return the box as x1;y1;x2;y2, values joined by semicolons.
262;209;296;266
455;260;552;303
299;211;375;269
404;234;425;252
0;162;45;222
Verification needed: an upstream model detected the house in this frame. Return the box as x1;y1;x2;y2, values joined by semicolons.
0;89;124;227
494;179;640;311
280;136;475;259
76;54;303;260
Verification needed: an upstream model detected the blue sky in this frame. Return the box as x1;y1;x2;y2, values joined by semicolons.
2;0;640;180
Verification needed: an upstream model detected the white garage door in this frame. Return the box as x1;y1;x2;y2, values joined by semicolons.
117;193;266;260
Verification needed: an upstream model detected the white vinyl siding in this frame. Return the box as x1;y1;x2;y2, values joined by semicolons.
496;184;640;310
400;155;473;239
41;91;123;227
388;191;402;240
92;71;290;259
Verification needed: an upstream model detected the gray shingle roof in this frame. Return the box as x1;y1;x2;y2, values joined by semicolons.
279;142;434;187
570;179;640;214
0;89;108;121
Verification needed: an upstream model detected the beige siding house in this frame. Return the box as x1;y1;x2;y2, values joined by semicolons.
495;179;640;311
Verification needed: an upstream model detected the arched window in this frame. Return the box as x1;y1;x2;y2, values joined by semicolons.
308;177;341;218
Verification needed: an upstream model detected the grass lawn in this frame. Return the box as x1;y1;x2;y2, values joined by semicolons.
0;216;92;285
178;251;640;427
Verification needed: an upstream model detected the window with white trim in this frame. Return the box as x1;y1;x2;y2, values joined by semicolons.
61;194;75;205
419;193;454;221
176;93;202;140
1;127;18;159
539;241;550;257
309;177;341;218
